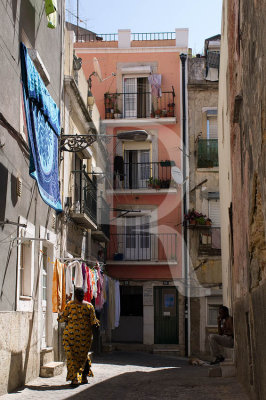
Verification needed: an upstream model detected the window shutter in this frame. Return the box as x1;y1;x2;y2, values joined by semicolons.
208;117;218;139
209;199;220;226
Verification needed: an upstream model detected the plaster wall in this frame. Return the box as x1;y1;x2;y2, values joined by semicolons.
219;1;266;398
0;0;64;394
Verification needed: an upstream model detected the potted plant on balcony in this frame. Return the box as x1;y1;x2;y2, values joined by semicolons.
167;102;175;117
184;209;211;226
155;109;161;119
148;177;160;189
114;107;122;119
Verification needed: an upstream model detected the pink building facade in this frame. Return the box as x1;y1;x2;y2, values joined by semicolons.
75;29;188;351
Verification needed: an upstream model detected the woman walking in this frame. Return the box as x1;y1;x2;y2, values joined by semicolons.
58;287;100;385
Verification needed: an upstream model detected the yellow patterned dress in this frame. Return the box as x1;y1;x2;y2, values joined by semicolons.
58;301;99;383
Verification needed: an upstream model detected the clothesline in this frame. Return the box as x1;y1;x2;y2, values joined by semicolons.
52;258;121;330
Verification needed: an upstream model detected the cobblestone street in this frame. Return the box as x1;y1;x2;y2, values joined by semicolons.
1;352;250;400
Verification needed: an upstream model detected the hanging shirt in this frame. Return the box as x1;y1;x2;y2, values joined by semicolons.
114;280;120;328
65;263;73;297
82;263;87;293
52;260;66;312
148;74;162;98
68;261;83;288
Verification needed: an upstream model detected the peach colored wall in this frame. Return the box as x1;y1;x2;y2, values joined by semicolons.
107;264;181;280
76;48;182;281
75;50;181;122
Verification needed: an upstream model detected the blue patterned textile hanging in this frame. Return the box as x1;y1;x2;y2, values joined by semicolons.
20;42;62;212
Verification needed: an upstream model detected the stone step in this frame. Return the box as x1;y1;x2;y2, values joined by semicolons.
40;347;54;367
40;362;64;378
220;360;236;377
208;366;222;377
152;348;181;357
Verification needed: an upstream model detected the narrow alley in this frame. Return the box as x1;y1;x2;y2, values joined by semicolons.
1;352;249;400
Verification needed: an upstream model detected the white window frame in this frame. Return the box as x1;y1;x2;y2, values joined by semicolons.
206;296;223;327
39;226;57;349
16;217;35;312
123;74;151;118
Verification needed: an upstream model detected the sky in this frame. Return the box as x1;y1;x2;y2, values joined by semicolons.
66;0;223;54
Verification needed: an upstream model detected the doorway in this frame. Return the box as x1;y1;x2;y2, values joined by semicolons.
154;286;179;344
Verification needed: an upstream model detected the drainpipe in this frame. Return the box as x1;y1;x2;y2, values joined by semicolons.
180;53;189;357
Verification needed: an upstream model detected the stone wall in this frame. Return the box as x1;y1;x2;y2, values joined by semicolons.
224;0;266;398
0;312;39;395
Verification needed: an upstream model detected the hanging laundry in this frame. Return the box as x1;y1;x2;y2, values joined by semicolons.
95;266;104;311
65;263;73;299
52;260;66;312
20;43;62;212
84;267;93;302
45;0;57;16
82;263;87;293
148;74;162;98
47;11;57;29
114;280;120;328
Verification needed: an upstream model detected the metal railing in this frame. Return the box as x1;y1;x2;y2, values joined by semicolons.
114;161;174;190
71;169;97;224
76;33;118;42
197;139;219;168
198;227;221;256
75;32;175;43
98;195;110;239
104;90;175;119
107;233;177;261
132;32;175;41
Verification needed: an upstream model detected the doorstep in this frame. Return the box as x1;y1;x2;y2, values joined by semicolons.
40;362;64;378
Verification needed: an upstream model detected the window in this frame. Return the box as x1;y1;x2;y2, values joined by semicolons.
207;111;218;139
207;296;223;326
17;217;35;311
124;149;150;189
123;77;151;118
19;240;32;297
208;304;221;326
209;199;220;227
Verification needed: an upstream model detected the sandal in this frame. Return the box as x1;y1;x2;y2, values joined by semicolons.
70;379;80;386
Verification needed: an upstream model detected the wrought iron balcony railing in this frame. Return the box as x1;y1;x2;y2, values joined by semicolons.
71;168;97;225
197;139;219;168
107;233;177;262
104;90;175;119
114;161;174;190
198;227;221;256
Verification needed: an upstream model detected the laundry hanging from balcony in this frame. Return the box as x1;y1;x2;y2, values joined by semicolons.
20;42;62;212
148;74;162;98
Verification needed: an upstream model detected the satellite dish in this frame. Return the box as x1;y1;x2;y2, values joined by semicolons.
93;57;103;82
117;130;148;141
171;166;183;185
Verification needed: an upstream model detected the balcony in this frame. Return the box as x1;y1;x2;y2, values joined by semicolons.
114;161;175;190
92;195;110;241
107;233;177;262
75;32;176;43
70;168;97;229
104;90;176;121
198;227;221;256
197;139;219;168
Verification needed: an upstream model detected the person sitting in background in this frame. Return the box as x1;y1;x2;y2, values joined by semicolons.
58;287;100;385
209;305;234;365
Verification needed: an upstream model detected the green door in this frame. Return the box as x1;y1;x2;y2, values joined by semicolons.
154;286;179;344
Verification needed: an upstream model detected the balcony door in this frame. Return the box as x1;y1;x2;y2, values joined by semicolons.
123;77;151;118
124;150;150;189
125;216;151;260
